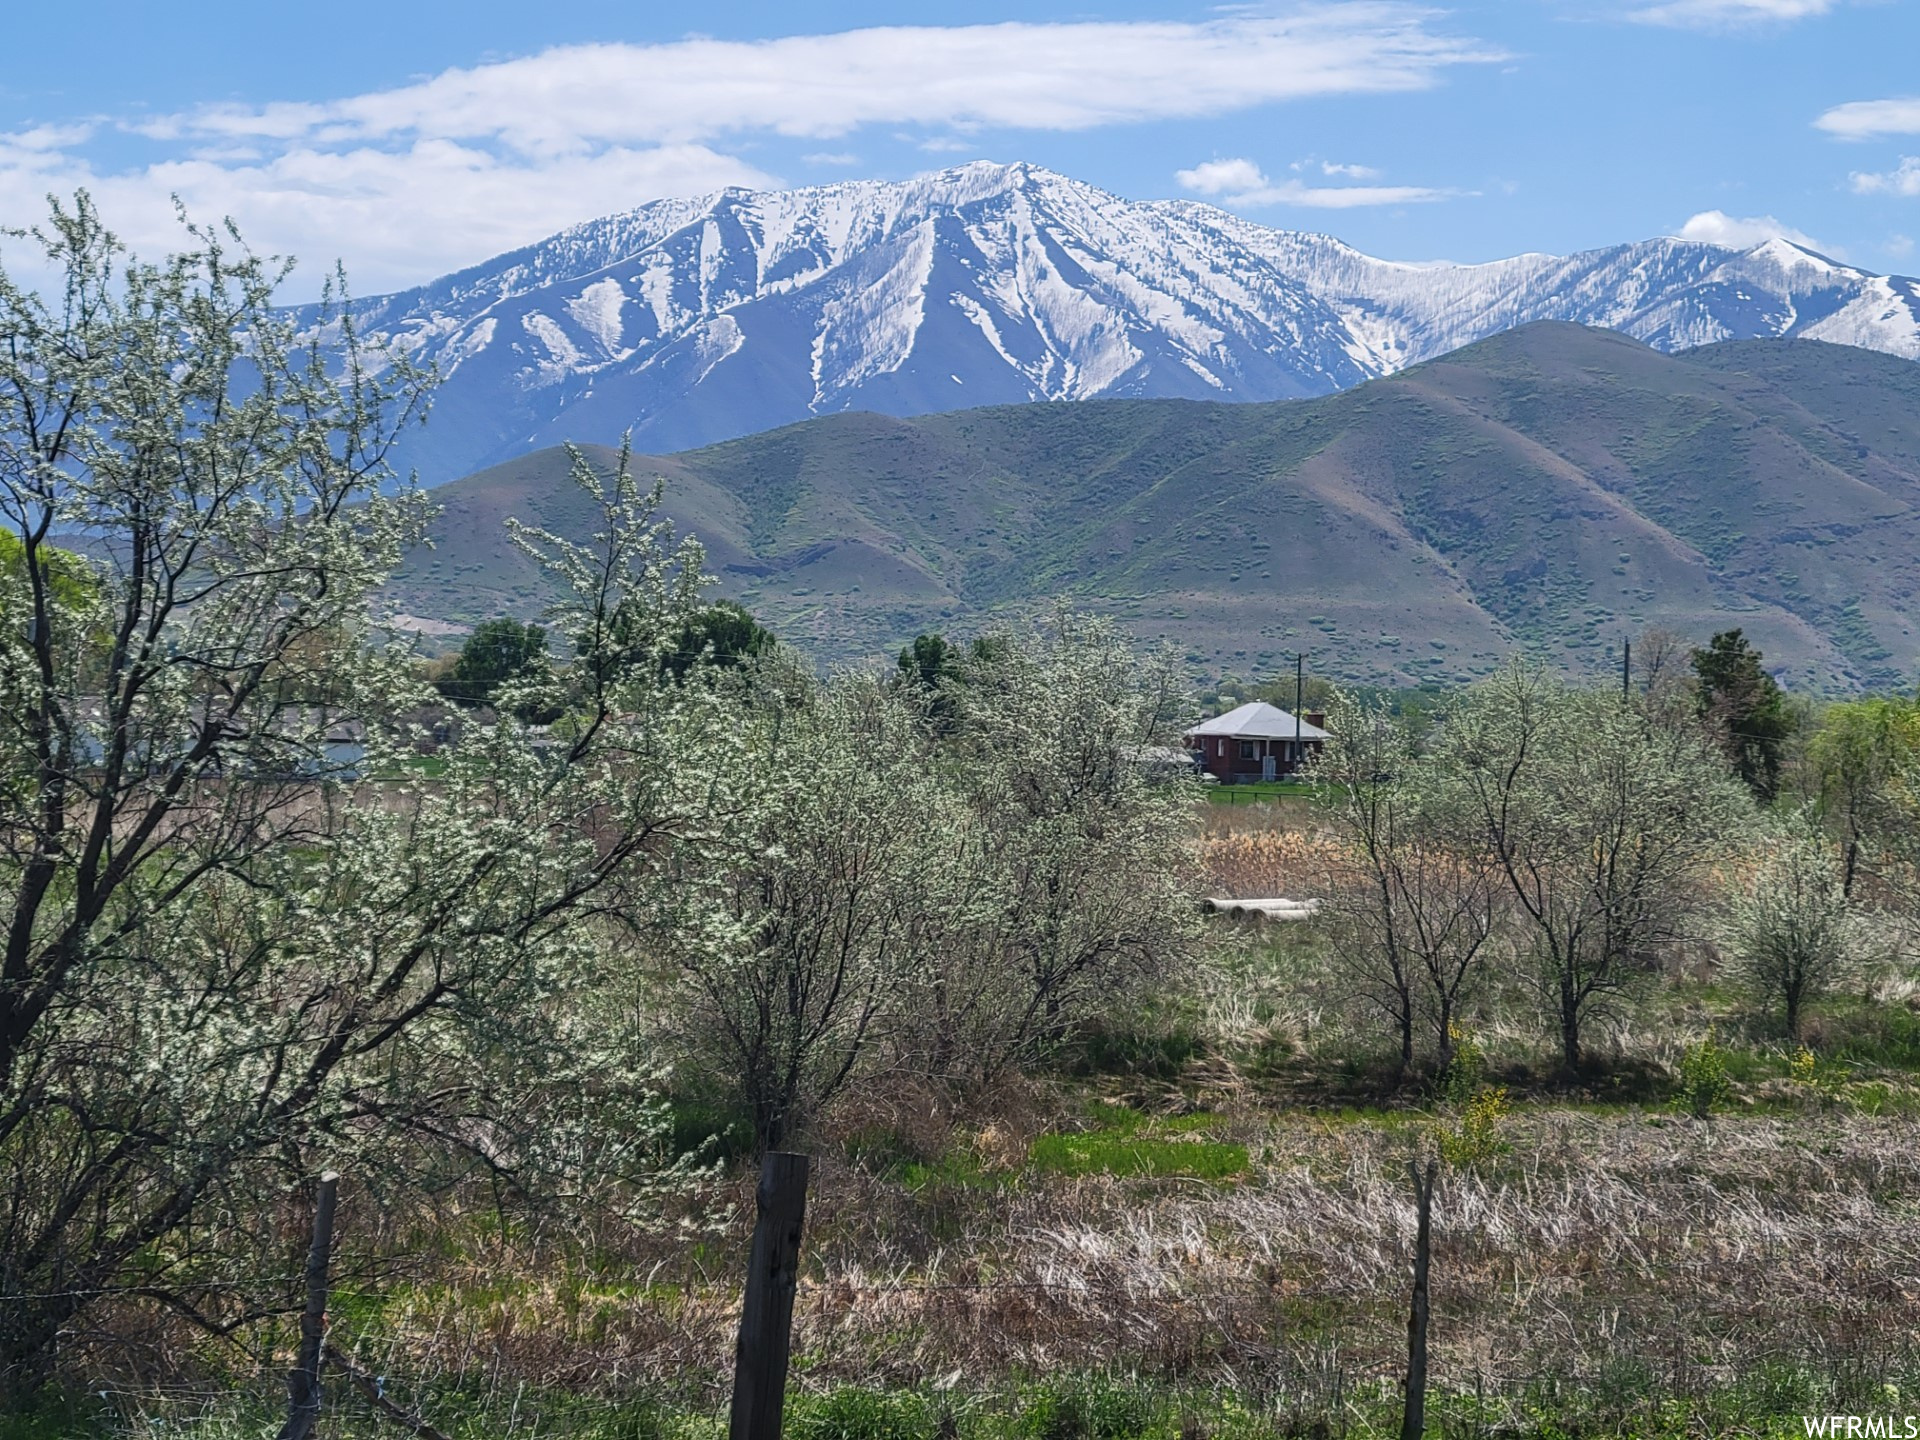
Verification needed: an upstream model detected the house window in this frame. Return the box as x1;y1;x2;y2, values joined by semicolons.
1238;740;1257;761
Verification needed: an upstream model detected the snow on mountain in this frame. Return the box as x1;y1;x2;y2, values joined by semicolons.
304;162;1920;483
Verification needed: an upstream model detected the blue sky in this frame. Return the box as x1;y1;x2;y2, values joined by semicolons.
3;1;1917;299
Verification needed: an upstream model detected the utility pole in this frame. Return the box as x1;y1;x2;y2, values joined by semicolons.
1623;637;1632;702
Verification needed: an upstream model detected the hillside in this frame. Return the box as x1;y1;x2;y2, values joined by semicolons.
309;163;1920;483
389;324;1920;691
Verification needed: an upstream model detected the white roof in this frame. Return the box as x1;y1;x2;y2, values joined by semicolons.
1185;701;1331;742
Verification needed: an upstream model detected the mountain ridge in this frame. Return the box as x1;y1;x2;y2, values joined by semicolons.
300;163;1920;484
388;323;1920;693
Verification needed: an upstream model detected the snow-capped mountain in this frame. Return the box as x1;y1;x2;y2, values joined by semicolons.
310;162;1920;483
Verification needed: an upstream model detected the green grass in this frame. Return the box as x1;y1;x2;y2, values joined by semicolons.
0;1394;108;1440
788;1387;944;1440
1026;1096;1247;1180
664;1095;756;1162
35;1363;1917;1440
1027;1131;1247;1181
1205;781;1321;804
1079;1101;1224;1137
1819;1000;1920;1071
1070;1020;1207;1079
895;1149;1000;1192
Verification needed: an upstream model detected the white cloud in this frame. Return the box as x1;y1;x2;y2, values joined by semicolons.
0;140;777;297
1818;98;1920;140
0;8;1499;298
1244;181;1455;209
1175;158;1270;195
801;152;861;167
1851;157;1920;196
1177;156;1452;208
1626;0;1837;28
1322;161;1383;179
3;122;97;152
1676;209;1830;250
142;12;1500;153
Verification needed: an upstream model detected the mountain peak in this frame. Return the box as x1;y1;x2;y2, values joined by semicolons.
1742;234;1853;275
316;166;1920;484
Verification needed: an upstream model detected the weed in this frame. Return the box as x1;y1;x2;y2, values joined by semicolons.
1084;1100;1148;1135
896;1150;997;1192
1787;1044;1853;1107
1233;1029;1295;1081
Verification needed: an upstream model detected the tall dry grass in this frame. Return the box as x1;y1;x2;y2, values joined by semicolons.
1200;827;1342;900
198;1101;1917;1414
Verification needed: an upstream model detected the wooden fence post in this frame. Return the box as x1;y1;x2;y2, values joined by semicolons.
730;1152;810;1440
278;1171;339;1440
1401;1159;1438;1440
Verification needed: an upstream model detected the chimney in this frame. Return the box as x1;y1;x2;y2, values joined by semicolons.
1306;712;1326;730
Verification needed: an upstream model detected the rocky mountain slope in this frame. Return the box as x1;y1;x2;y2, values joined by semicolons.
390;324;1920;692
308;162;1920;485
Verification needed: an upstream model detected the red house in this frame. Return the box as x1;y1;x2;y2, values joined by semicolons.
1185;702;1330;783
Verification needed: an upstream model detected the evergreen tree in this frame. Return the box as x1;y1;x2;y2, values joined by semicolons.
441;618;550;707
896;632;961;690
578;597;774;683
1691;629;1791;800
663;600;776;680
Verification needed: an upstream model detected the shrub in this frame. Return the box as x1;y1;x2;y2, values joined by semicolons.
1436;1023;1487;1103
1676;1034;1733;1117
1789;1044;1817;1087
1436;1085;1511;1168
1725;810;1868;1040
